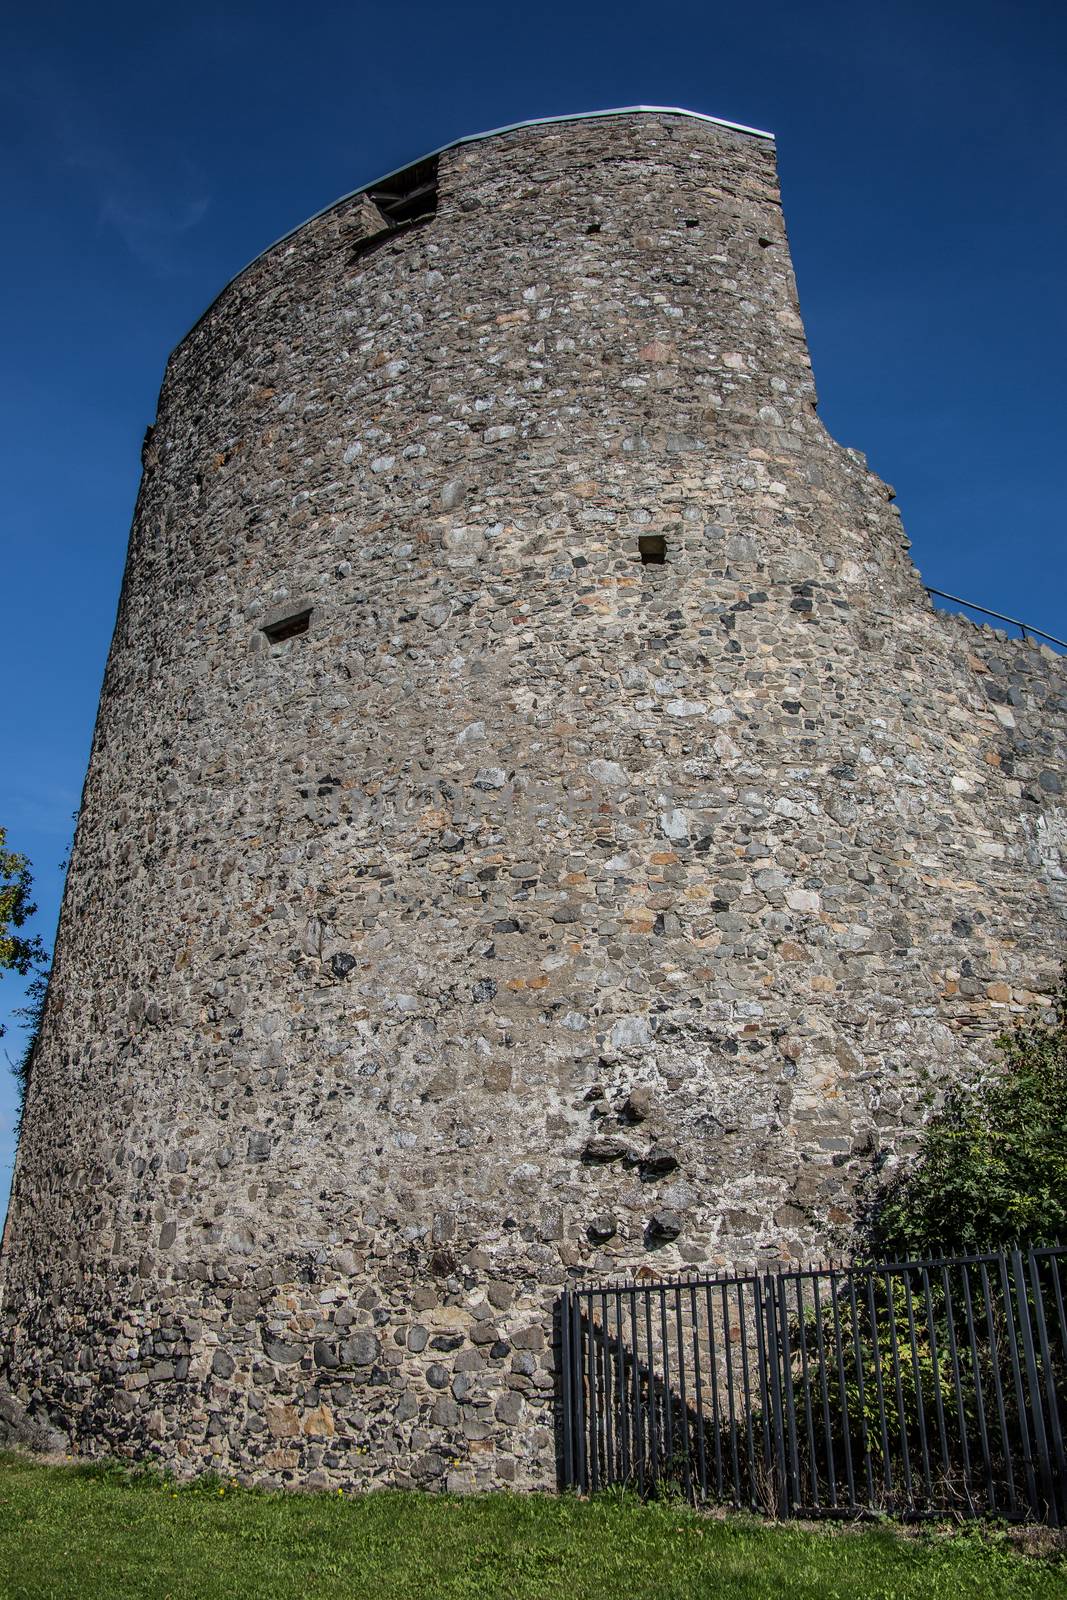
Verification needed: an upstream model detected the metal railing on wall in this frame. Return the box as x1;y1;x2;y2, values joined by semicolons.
559;1245;1066;1524
924;587;1066;650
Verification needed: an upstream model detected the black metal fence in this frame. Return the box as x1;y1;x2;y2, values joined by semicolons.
559;1245;1066;1524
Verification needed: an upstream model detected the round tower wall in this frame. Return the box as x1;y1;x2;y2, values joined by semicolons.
2;111;1064;1491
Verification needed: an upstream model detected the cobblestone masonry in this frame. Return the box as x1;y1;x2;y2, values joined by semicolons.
1;110;1064;1491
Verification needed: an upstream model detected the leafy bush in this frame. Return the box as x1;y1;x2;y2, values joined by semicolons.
872;975;1067;1257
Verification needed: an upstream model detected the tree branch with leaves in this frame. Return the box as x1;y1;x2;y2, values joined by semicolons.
0;827;47;1027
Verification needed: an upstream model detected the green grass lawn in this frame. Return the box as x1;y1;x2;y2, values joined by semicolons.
0;1451;1062;1600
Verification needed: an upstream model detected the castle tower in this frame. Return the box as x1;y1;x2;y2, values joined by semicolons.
2;109;1064;1490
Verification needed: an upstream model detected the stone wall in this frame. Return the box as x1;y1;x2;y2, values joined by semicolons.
1;109;1064;1492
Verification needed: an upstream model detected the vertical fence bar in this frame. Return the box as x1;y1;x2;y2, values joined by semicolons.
901;1271;933;1507
777;1273;802;1512
599;1288;614;1486
721;1280;741;1506
996;1251;1037;1516
760;1275;790;1518
689;1281;708;1500
1012;1247;1055;1519
585;1289;600;1492
1046;1251;1067;1352
572;1291;588;1494
629;1286;644;1496
658;1284;673;1488
1027;1250;1066;1527
863;1270;893;1503
811;1275;838;1509
643;1286;659;1482
794;1275;819;1511
1045;1249;1067;1519
959;1261;995;1513
942;1262;977;1516
919;1266;952;1500
560;1289;574;1488
705;1280;725;1502
673;1281;693;1500
750;1275;776;1513
844;1268;875;1508
828;1267;857;1509
613;1286;628;1488
977;1259;1017;1517
883;1268;914;1511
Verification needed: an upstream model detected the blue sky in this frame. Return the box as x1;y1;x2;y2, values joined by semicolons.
1;0;1065;1223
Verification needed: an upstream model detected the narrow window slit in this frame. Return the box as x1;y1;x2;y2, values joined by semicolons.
262;609;312;645
639;536;667;566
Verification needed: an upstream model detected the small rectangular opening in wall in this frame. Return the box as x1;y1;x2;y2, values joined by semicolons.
262;609;312;644
639;535;667;565
367;155;439;226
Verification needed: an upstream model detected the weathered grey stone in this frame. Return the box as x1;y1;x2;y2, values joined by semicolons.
582;1136;629;1164
495;1392;525;1425
622;1087;654;1123
511;1326;546;1352
640;1143;681;1179
607;1016;653;1053
340;1332;379;1367
588;759;629;788
648;1209;684;1243
0;1390;68;1454
395;1392;419;1422
262;1337;302;1365
659;810;689;842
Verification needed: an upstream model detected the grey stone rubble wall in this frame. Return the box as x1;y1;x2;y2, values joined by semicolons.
0;1388;68;1455
1;111;1064;1492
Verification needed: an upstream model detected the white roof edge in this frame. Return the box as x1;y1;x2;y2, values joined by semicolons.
175;106;773;355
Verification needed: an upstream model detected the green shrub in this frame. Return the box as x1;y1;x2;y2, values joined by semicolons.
872;974;1067;1258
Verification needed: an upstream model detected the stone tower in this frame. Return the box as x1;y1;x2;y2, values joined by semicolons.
2;109;1064;1491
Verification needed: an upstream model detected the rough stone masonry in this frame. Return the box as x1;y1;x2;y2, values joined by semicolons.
1;108;1064;1492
